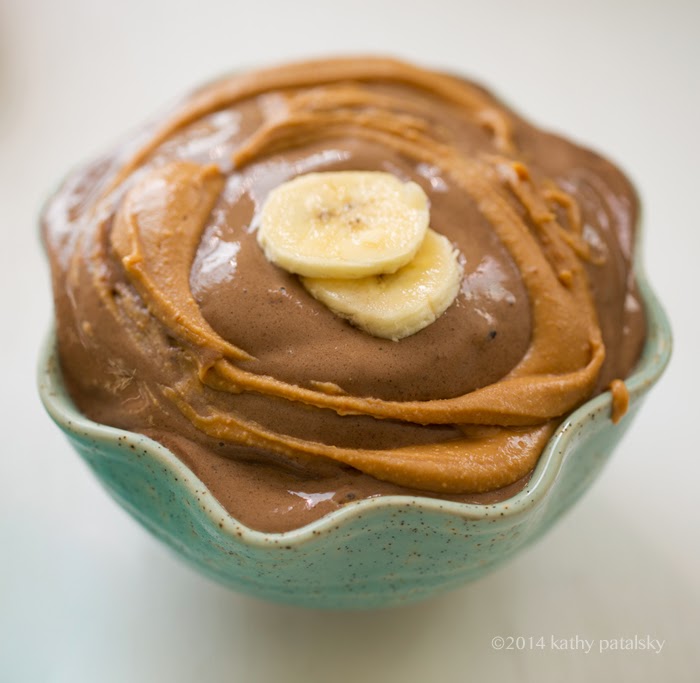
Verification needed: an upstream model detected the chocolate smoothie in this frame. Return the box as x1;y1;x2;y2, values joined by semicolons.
43;58;645;532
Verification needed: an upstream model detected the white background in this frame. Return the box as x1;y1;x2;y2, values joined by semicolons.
1;0;698;680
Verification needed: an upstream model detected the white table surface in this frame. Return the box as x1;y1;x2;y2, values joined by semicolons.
1;0;698;680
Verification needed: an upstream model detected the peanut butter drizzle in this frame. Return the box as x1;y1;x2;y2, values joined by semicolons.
110;162;248;360
609;379;630;424
100;58;615;494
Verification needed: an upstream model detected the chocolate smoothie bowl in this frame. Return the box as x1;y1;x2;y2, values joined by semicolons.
39;57;670;608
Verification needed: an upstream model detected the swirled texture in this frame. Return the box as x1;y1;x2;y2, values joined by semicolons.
44;57;646;531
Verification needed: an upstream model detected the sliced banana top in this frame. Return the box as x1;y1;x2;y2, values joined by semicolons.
257;171;429;279
303;229;464;341
257;171;464;341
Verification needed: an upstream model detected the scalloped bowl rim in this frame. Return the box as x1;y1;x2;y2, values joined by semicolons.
38;264;671;547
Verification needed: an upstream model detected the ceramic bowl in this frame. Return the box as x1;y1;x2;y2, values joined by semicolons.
38;264;671;609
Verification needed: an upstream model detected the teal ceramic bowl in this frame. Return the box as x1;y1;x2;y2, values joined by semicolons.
38;267;671;609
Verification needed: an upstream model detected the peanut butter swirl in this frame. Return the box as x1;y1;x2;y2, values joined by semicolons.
44;58;646;527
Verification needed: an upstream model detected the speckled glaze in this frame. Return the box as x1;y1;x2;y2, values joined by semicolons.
39;263;671;609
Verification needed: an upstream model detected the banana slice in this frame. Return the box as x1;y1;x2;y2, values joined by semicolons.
302;229;463;341
257;171;429;278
